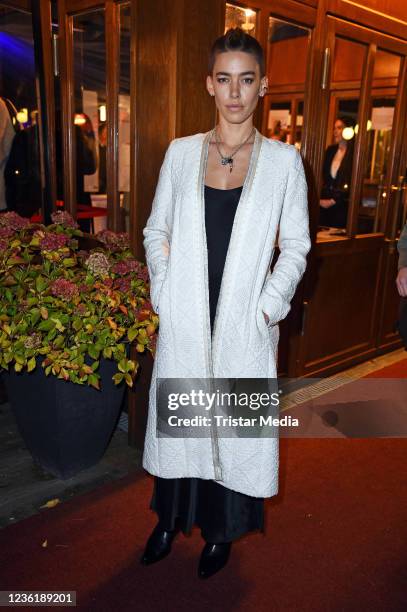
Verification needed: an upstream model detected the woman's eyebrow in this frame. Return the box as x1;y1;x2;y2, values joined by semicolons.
215;71;256;76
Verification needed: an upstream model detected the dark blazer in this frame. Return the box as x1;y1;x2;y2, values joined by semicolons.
319;142;354;229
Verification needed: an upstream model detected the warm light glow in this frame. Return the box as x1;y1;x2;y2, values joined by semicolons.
99;105;106;122
244;8;255;18
74;113;86;126
342;126;354;140
16;108;28;124
241;22;255;31
354;120;372;135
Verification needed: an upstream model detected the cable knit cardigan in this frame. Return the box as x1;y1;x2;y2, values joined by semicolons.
142;128;311;498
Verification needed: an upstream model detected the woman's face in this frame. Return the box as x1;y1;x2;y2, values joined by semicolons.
206;51;267;125
333;119;345;143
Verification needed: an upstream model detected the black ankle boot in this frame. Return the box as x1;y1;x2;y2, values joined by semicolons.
198;542;232;579
140;523;179;566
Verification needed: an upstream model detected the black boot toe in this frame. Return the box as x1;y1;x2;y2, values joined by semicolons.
198;542;232;579
140;523;179;565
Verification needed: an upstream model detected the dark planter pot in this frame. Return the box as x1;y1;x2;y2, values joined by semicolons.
4;357;126;479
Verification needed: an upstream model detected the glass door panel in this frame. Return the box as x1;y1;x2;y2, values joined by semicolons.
318;36;367;234
0;5;43;217
357;50;401;234
225;3;257;36
72;8;106;232
118;2;131;233
264;17;310;149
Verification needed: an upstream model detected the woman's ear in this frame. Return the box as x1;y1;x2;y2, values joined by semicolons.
206;75;215;97
259;76;269;97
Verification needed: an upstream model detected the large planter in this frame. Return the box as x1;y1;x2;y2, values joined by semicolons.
3;357;126;479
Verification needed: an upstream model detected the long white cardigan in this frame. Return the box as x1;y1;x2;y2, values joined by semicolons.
142;128;311;498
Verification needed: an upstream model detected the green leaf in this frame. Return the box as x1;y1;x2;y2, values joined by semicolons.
72;318;83;331
62;258;76;268
30;308;41;326
88;345;100;360
113;373;124;385
124;373;133;387
103;347;113;359
27;357;36;372
88;374;100;390
91;360;100;372
127;325;138;343
35;275;47;293
38;319;54;332
118;358;128;373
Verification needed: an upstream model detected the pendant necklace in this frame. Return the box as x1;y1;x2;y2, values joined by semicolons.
213;126;255;173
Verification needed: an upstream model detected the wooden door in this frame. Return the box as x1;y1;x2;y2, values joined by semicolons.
298;17;407;376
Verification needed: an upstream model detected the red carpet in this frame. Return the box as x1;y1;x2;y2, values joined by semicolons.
1;361;407;611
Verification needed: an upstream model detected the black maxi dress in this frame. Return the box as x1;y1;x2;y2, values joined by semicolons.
149;184;265;543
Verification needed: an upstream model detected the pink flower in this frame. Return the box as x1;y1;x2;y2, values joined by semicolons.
111;259;139;275
40;232;69;251
51;211;79;229
96;229;130;250
114;276;131;292
50;278;79;300
0;211;30;231
85;252;110;277
0;227;14;239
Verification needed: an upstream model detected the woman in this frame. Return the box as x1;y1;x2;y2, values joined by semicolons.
319;116;355;229
141;28;310;579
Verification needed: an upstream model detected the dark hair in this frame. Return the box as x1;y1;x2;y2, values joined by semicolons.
336;115;356;128
208;28;265;77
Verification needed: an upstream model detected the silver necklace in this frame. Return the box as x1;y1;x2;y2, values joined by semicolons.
213;127;255;173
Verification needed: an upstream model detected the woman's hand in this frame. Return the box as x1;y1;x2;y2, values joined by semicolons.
396;267;407;297
320;198;336;208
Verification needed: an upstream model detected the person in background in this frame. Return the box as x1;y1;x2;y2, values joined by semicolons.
0;98;17;211
319;116;355;229
396;222;407;347
75;113;97;233
98;123;107;194
4;112;42;218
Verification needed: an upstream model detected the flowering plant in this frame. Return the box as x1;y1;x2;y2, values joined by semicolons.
0;211;158;389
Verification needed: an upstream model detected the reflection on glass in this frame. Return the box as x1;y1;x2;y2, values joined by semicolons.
358;50;401;234
118;3;131;233
0;7;42;217
294;100;304;149
268;18;310;87
332;38;365;82
268;100;291;143
225;3;257;36
265;18;310;148
73;9;106;232
319;107;357;229
318;36;367;233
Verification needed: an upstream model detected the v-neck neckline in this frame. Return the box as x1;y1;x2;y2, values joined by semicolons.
197;126;263;366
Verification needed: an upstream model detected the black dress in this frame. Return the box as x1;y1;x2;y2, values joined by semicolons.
319;142;354;229
149;184;265;544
